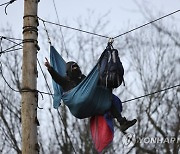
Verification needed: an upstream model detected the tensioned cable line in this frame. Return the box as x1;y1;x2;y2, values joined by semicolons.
0;1;10;7
122;84;180;103
0;36;23;54
0;36;23;41
0;42;23;53
113;9;180;39
0;0;16;7
0;61;53;97
3;36;23;45
0;0;17;15
0;47;22;54
42;21;52;45
37;58;53;96
0;37;3;55
38;17;110;39
39;9;180;40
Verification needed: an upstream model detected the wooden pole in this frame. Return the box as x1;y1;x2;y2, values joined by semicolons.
21;0;39;153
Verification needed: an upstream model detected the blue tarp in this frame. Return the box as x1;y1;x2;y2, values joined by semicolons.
50;46;112;119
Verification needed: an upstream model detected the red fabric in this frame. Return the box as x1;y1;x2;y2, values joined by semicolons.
90;115;113;153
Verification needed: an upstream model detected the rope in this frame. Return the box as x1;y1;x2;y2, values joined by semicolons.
38;17;110;39
1;42;22;52
0;36;23;54
57;109;77;154
113;9;180;39
37;58;53;95
0;37;3;56
122;84;180;103
5;0;15;15
0;0;17;15
52;0;68;56
42;20;52;45
0;36;23;41
0;47;22;54
0;0;16;7
0;36;23;55
38;9;180;40
0;61;52;97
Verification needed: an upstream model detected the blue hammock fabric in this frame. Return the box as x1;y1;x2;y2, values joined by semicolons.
50;46;112;118
50;46;66;108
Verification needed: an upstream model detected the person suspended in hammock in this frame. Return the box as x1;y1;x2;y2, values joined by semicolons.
45;58;136;132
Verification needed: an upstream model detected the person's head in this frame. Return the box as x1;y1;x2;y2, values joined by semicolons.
66;61;82;79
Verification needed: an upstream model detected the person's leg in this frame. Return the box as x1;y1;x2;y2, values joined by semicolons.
111;94;137;132
110;94;123;120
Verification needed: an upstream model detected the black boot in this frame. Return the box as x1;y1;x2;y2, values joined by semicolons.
118;117;137;132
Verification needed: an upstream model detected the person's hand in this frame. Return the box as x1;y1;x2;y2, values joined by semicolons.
45;57;51;70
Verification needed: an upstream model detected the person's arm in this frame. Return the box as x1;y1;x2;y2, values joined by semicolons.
45;58;68;88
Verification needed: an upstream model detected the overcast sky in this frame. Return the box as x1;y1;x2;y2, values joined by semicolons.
0;0;180;38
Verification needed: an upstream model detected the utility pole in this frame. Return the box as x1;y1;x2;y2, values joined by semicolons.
22;0;39;153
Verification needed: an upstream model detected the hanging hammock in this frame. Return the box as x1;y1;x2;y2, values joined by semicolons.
50;46;112;119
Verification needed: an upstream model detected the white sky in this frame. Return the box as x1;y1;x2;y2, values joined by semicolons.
0;0;180;38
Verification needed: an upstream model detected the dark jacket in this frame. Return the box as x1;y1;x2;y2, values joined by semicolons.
48;64;85;92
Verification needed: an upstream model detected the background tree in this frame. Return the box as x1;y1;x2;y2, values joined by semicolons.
0;28;22;154
121;15;180;154
0;10;179;154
